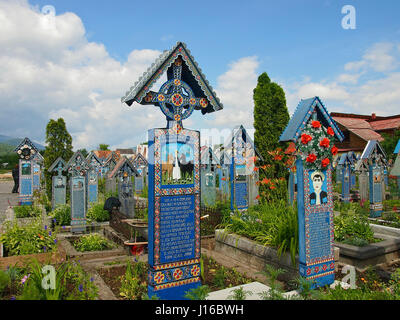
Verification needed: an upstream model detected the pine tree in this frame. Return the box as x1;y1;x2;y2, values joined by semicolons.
253;72;290;179
44;118;74;198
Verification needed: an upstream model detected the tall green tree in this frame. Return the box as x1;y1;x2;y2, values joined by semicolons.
99;144;109;151
381;130;400;162
253;72;290;179
44;118;74;198
78;148;88;158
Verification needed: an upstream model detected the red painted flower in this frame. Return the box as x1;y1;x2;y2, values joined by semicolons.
301;133;312;145
319;138;330;148
327;127;334;136
321;158;330;168
311;120;321;129
331;146;338;156
306;153;317;163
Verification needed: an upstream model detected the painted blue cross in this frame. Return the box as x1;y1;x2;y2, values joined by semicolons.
143;57;209;129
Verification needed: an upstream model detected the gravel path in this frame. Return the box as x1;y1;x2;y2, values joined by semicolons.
0;180;19;223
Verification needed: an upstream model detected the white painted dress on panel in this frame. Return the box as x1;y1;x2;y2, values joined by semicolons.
172;151;181;180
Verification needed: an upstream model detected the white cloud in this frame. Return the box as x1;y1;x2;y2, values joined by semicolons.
337;73;362;84
0;0;164;150
345;42;398;73
211;56;259;128
284;42;400;116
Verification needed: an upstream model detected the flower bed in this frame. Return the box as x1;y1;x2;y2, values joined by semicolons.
0;259;98;300
0;221;58;258
97;255;255;300
59;231;126;261
70;234;116;252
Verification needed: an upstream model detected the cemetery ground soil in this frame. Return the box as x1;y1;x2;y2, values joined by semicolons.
98;254;256;300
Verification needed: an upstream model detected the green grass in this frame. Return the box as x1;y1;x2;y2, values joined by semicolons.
221;200;298;265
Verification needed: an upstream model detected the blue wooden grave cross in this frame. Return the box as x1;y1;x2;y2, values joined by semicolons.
14;137;40;205
48;157;67;210
109;157;139;218
280;96;344;289
121;42;223;300
338;153;351;203
66;151;91;233
360;140;387;217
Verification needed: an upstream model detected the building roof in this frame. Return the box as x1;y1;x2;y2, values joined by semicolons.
332;116;384;142
108;157;139;179
104;151;120;166
331;112;400;136
280;96;344;143
86;151;102;165
116;148;135;155
93;150;112;161
369;118;400;131
121;41;223;115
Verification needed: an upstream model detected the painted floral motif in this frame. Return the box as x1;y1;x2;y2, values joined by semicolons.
173;268;183;280
199;98;208;108
154;272;165;284
191;265;200;277
296;115;337;170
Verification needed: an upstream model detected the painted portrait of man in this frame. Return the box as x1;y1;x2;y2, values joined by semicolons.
309;170;328;206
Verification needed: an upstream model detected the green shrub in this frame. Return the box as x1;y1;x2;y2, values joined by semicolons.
98;177;106;195
14;205;42;218
119;261;148;300
86;202;110;222
0;221;57;256
0;270;10;294
334;206;375;246
184;285;210;300
17;259;98;300
50;204;71;226
73;234;114;252
222;200;298;265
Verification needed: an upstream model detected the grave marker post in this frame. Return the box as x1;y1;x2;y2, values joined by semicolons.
339;153;351;203
390;152;400;194
48;157;67;210
108;157;139;218
217;151;231;202
359;140;388;218
355;159;369;203
87;168;98;208
226;126;262;211
121;42;223;299
200;146;218;207
32;152;44;192
14;138;40;205
280;96;344;289
133;153;148;195
67;151;91;234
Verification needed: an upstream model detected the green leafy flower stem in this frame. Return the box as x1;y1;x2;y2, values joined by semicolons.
295;120;338;170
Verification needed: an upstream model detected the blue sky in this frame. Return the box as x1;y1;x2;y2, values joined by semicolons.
28;0;400;79
1;0;399;150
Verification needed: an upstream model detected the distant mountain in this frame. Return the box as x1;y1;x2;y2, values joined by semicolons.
0;134;45;150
